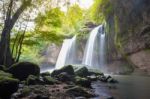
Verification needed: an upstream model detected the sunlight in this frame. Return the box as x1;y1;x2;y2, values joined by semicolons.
61;0;93;12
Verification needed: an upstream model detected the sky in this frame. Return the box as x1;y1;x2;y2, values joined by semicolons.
60;0;93;12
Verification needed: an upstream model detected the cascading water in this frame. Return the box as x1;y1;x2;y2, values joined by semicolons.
55;35;76;69
82;25;106;69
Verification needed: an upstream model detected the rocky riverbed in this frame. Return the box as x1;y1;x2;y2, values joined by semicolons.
0;62;118;99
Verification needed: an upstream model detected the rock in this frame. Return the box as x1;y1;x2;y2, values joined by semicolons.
40;72;51;77
87;75;98;81
66;86;94;98
51;65;74;77
26;75;40;85
88;69;104;76
35;95;49;99
99;75;107;82
8;62;40;81
107;78;118;83
0;71;19;99
12;85;51;98
0;65;5;71
107;96;114;99
75;76;91;88
0;70;13;77
43;76;57;84
57;72;75;82
74;66;89;77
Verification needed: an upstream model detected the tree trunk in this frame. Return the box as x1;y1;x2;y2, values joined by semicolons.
0;27;14;66
0;0;31;67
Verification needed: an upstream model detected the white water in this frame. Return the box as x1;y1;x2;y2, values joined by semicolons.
55;35;76;69
82;25;105;69
100;33;106;69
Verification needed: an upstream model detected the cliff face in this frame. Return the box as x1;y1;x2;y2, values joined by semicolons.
106;0;150;74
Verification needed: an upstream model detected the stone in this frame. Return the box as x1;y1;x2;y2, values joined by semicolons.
51;65;74;77
74;66;89;77
75;76;91;88
40;72;51;77
66;86;94;98
8;62;40;81
57;72;75;82
26;75;40;85
43;76;57;85
0;71;19;99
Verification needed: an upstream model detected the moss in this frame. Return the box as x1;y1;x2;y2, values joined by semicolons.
0;70;13;78
21;86;31;96
0;72;19;99
26;75;39;85
8;62;40;81
43;76;57;85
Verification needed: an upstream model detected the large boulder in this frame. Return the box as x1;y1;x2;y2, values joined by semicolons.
74;66;89;77
75;76;91;88
0;71;19;99
57;72;75;82
51;65;74;77
8;62;40;81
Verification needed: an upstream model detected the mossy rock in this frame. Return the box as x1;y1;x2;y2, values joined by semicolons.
8;62;40;81
51;65;74;77
26;75;39;85
88;68;104;76
0;71;19;99
0;70;13;77
40;72;51;77
57;72;75;82
75;76;91;88
43;76;57;85
66;86;94;98
74;66;89;77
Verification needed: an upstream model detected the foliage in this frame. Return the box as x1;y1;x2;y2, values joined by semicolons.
89;0;113;23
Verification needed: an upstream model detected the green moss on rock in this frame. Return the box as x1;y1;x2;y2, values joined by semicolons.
43;76;57;85
0;71;19;99
8;62;40;81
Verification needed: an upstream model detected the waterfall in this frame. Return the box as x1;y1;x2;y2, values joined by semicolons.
82;25;105;69
55;35;76;69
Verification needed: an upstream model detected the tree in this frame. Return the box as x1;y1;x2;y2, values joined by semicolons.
0;0;41;66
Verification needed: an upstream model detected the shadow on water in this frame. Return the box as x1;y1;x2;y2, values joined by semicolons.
91;75;150;99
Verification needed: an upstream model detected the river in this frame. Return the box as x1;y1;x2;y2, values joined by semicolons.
92;75;150;99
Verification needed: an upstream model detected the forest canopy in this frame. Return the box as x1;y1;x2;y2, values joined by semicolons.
0;0;107;65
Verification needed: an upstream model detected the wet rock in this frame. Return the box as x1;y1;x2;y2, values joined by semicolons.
8;62;40;81
99;75;107;82
26;75;40;85
51;65;74;77
35;95;49;99
75;76;91;88
88;69;104;76
107;78;118;83
40;72;51;77
0;71;19;99
66;86;95;98
75;66;89;77
107;96;114;99
87;75;98;81
43;76;57;85
57;72;75;82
